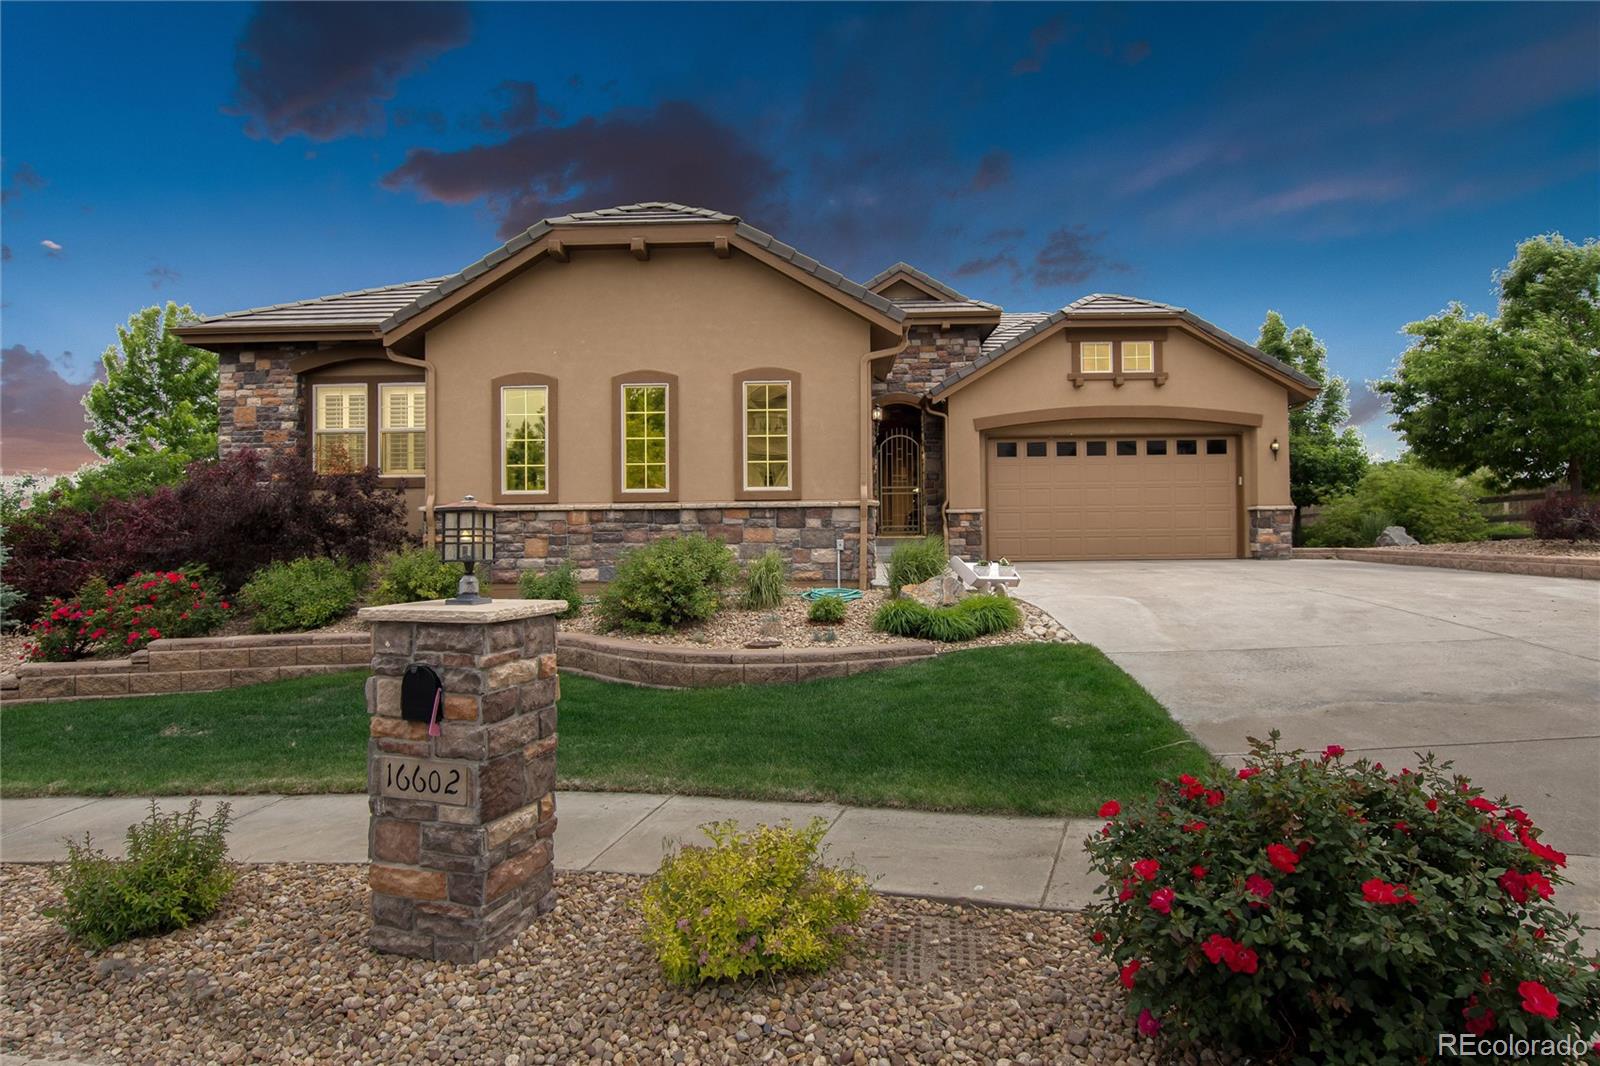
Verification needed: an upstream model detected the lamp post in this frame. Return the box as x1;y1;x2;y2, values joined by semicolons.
435;495;497;604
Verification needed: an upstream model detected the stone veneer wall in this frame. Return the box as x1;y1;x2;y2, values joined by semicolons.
873;324;986;400
217;348;305;456
945;509;984;561
2;631;370;703
1248;506;1295;559
492;504;877;584
556;632;937;688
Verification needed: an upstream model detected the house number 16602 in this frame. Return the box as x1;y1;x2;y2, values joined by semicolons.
378;757;471;807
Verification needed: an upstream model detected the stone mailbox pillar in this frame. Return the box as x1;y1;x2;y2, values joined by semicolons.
356;599;564;962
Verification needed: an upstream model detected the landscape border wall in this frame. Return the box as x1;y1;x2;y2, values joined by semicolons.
1293;547;1597;580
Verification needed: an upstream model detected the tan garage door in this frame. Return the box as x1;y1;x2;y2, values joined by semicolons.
986;435;1238;560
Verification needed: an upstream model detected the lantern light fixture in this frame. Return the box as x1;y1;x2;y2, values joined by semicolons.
1270;438;1281;460
434;495;496;604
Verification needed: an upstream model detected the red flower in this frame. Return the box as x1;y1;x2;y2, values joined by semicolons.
1361;878;1416;905
1468;797;1500;815
1244;874;1274;905
1181;820;1207;833
90;628;106;640
1462;997;1496;1036
1190;865;1207;879
1498;870;1529;904
1132;859;1160;881
146;628;160;639
221;601;231;610
1236;767;1259;780
1149;887;1175;915
1533;926;1546;940
1393;821;1410;834
1520;826;1568;868
1091;931;1105;944
1119;959;1141;989
1177;773;1206;800
1425;798;1439;812
1226;943;1258;974
1202;933;1232;964
1522;870;1554;900
1204;789;1225;807
1266;843;1300;874
1119;878;1136;902
1507;808;1531;826
1099;800;1121;818
1322;744;1345;760
1518;980;1559;1020
1137;1008;1161;1037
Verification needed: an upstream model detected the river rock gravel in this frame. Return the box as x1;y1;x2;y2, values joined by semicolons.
1;863;1199;1066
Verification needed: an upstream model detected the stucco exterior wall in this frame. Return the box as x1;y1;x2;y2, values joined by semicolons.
943;326;1294;514
425;247;875;506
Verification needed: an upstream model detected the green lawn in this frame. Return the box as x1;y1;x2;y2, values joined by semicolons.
0;645;1211;815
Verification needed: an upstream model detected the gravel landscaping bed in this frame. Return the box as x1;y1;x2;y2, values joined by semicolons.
561;591;1073;650
1390;538;1600;557
0;863;1189;1066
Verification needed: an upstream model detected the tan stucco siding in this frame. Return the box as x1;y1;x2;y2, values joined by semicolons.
427;247;873;505
945;328;1294;511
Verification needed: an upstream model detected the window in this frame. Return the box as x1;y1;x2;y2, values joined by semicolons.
1176;439;1198;455
379;383;425;476
501;385;549;492
743;381;791;490
313;384;367;473
1056;440;1077;457
996;441;1018;457
1146;439;1168;456
1081;341;1113;374
1206;439;1229;455
1086;440;1107;456
1116;440;1137;456
1025;441;1047;457
621;384;669;491
1122;341;1154;373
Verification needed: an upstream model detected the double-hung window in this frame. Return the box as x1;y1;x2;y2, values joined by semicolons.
313;384;367;473
1121;340;1154;373
743;380;791;490
621;384;669;491
1080;341;1113;374
502;384;550;493
379;383;426;476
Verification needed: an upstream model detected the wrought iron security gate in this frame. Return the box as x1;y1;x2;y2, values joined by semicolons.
875;428;922;535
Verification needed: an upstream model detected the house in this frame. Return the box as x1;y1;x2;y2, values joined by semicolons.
174;202;1317;585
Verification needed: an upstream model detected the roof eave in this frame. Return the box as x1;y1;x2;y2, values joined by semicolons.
173;323;384;347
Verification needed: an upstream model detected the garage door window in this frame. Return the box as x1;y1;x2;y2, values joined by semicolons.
996;441;1018;457
1057;441;1076;457
1116;440;1137;456
1086;441;1107;456
1207;439;1228;455
1176;439;1198;455
1146;439;1168;456
1026;441;1047;457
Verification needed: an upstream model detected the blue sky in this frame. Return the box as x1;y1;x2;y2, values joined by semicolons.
3;1;1596;470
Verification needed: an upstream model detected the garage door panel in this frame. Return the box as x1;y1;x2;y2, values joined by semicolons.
987;436;1238;561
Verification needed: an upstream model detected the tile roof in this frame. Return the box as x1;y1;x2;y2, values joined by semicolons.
981;312;1052;354
188;278;449;329
932;294;1319;396
895;298;1003;315
862;261;972;303
381;202;902;332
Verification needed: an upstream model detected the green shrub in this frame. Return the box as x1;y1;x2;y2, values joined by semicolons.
921;607;981;642
45;800;236;949
871;596;932;637
1527;495;1600;541
23;567;229;662
1087;733;1600;1063
239;557;361;632
639;818;872;985
886;536;947;595
519;561;583;619
952;593;1022;635
1485;522;1534;541
1302;465;1488;546
369;547;464;605
0;540;24;629
806;593;848;624
597;535;739;634
742;549;787;610
871;593;1020;642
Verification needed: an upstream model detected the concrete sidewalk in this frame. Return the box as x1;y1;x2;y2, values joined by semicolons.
0;792;1104;911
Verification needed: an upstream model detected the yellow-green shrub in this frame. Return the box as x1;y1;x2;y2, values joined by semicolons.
639;818;872;985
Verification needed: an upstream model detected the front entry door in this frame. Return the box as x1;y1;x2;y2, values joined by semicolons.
876;428;922;535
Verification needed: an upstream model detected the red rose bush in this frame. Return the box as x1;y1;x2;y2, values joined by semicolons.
1086;732;1599;1064
23;568;228;662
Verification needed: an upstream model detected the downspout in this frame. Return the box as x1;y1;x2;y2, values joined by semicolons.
385;348;436;547
860;331;909;589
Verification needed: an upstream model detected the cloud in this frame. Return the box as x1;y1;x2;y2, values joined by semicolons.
953;250;1022;283
393;107;447;136
474;80;555;133
966;151;1012;194
383;99;789;239
1346;383;1388;427
0;344;99;474
40;239;63;257
1;244;10;262
147;264;181;289
1012;17;1068;75
1;162;47;205
1032;225;1127;286
229;2;471;141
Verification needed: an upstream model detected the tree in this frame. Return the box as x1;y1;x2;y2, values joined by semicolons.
82;302;218;460
1376;234;1600;494
1255;312;1369;526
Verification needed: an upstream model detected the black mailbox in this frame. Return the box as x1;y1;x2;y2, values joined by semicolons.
400;663;445;725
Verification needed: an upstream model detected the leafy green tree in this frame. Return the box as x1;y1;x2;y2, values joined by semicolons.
83;303;218;460
1255;312;1369;526
1377;234;1600;494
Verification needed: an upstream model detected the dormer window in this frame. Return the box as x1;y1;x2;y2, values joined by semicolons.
1080;341;1113;374
1122;341;1154;373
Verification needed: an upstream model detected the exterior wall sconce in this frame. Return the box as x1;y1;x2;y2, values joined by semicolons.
1270;438;1281;460
435;495;497;604
872;406;883;422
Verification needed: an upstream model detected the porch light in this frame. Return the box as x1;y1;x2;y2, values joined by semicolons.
435;495;496;604
1270;438;1281;460
872;406;884;422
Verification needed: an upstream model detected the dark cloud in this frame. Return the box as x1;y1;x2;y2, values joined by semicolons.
478;80;555;133
953;251;1022;283
147;264;181;289
1032;225;1127;286
0;345;99;474
1346;383;1388;427
1;244;11;262
383;99;789;239
967;151;1012;193
1;162;47;205
984;227;1025;244
229;2;471;142
1012;17;1067;75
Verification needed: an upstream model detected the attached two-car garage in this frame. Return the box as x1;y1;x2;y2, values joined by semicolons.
985;434;1239;561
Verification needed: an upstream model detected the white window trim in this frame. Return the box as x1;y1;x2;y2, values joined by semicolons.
312;382;368;472
741;379;793;492
1121;340;1154;374
500;383;552;496
377;381;426;478
1080;341;1114;375
619;382;671;494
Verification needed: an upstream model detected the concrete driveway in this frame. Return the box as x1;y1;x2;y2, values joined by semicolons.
1020;559;1600;857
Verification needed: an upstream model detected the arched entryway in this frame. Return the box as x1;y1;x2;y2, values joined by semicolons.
874;402;923;536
